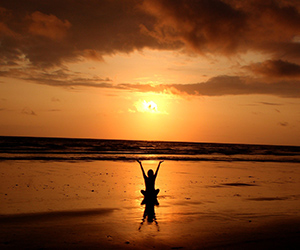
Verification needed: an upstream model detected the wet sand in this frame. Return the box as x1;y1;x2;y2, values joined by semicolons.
1;160;300;249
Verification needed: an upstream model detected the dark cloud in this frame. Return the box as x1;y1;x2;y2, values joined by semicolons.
245;60;300;78
120;76;300;98
0;67;113;88
142;0;248;55
0;0;159;68
278;122;289;127
1;0;299;68
5;62;300;97
1;60;300;98
47;109;61;112
142;0;300;57
27;11;71;41
51;97;60;102
0;0;300;99
258;102;283;106
21;107;37;116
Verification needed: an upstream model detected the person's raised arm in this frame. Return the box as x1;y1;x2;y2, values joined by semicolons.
137;160;146;179
154;160;164;178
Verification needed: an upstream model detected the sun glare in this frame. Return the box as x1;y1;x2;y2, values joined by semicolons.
144;100;158;112
133;100;158;113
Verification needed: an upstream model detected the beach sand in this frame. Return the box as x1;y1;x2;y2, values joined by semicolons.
1;160;300;249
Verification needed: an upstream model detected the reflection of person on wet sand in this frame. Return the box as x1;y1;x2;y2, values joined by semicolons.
138;203;160;231
137;160;163;204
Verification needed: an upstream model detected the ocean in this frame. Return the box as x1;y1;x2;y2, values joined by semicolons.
1;136;300;248
1;136;300;162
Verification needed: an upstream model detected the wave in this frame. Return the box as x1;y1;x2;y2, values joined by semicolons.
1;153;300;163
1;136;300;162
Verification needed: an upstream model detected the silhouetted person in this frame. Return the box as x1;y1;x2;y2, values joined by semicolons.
137;160;163;205
137;160;163;231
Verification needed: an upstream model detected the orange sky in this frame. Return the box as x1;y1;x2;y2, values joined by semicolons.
1;0;300;145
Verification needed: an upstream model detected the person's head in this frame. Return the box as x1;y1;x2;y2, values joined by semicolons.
147;169;154;177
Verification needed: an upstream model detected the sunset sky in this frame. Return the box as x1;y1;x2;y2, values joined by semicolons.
1;0;300;145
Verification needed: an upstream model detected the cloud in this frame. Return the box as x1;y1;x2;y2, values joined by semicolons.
51;97;60;102
142;0;300;57
120;76;300;98
141;0;248;55
47;109;61;112
21;107;37;116
0;0;300;99
0;0;158;68
245;60;300;78
2;60;300;98
1;0;299;69
278;122;289;127
27;11;71;41
0;21;17;37
0;67;113;88
258;102;283;106
81;49;104;62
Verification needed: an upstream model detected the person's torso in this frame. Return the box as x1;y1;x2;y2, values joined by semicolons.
145;176;155;191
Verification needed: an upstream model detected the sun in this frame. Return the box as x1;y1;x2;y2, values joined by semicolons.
144;100;158;113
133;100;159;113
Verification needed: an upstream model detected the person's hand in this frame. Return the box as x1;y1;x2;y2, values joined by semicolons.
137;159;141;164
159;160;164;164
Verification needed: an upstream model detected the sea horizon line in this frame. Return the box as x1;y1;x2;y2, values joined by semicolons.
1;134;300;148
